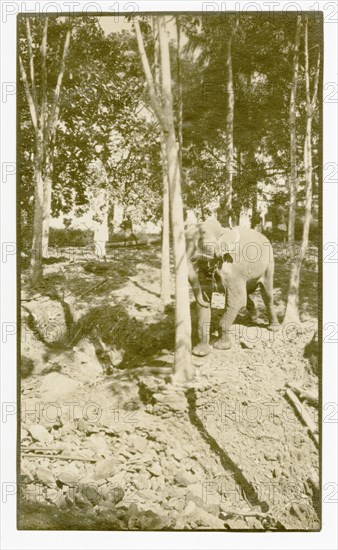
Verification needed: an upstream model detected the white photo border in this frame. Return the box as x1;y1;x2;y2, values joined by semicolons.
1;1;337;549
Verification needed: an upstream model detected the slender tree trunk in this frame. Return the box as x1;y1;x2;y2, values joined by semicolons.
158;16;194;382
41;25;71;258
160;137;171;305
284;121;312;320
135;16;194;382
176;17;183;171
153;16;171;306
285;17;320;322
20;17;71;283
224;33;234;220
30;135;44;286
288;15;302;244
42;153;53;258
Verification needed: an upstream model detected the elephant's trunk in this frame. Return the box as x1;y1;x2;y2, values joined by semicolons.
195;290;211;308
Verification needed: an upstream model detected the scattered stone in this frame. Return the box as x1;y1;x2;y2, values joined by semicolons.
36;466;55;487
20;463;35;483
171;448;186;461
225;517;249;529
28;424;53;445
245;516;263;529
264;452;277;461
74;492;92;510
76;418;99;434
182;500;196;516
58;464;80;486
80;483;101;506
191;506;225;529
129;434;148;453
94;458;120;480
273;466;281;478
88;434;110;456
290;503;303;521
147;463;162;477
174;472;193;487
103;485;125;504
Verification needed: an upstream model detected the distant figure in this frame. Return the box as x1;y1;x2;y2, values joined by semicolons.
94;220;109;260
120;215;138;247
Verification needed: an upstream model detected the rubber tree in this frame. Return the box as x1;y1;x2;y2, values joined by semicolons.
152;17;171;306
223;23;236;226
19;16;71;285
285;17;320;322
134;16;194;382
288;15;302;244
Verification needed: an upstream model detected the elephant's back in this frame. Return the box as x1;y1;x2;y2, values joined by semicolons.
237;226;272;247
235;226;274;269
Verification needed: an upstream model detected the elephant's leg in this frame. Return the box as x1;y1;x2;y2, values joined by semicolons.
189;264;212;356
260;265;279;330
214;283;246;350
246;294;259;324
193;300;212;356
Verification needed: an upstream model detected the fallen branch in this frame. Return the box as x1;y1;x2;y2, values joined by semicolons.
220;509;269;518
285;382;318;407
285;388;319;445
22;452;96;462
23;446;62;453
78;277;109;299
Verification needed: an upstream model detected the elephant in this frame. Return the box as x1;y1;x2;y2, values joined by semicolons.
186;219;279;356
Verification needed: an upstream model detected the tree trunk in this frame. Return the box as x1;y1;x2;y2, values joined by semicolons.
158;17;194;382
41;153;53;259
284;17;320;322
160;136;171;305
29;135;44;286
20;18;71;280
284;120;312;321
134;16;194;382
222;26;236;227
153;16;171;306
176;17;183;171
40;25;71;258
288;15;301;244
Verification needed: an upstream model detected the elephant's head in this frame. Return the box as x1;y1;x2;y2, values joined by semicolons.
192;227;240;274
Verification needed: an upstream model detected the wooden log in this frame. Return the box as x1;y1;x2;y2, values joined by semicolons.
285;382;318;407
78;277;109;299
22;452;96;462
285;388;319;445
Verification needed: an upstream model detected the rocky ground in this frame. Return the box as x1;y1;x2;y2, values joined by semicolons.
19;243;320;530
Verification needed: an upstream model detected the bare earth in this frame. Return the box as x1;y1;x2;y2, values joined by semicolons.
19;243;319;530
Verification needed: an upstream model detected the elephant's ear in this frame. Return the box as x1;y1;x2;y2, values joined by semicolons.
217;227;240;257
222;253;233;263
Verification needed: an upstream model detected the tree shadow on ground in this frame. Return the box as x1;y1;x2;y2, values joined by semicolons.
73;302;175;371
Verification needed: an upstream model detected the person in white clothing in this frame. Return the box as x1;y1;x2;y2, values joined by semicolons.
94;218;109;260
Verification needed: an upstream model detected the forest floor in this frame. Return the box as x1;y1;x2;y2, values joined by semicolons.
19;240;320;531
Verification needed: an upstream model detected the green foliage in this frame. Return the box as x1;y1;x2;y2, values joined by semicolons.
19;13;322;247
180;13;321;216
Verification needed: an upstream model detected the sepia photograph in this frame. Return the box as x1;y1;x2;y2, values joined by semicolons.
17;10;322;531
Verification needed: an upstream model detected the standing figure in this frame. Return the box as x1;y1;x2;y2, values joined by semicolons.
120;215;138;248
94;215;109;260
